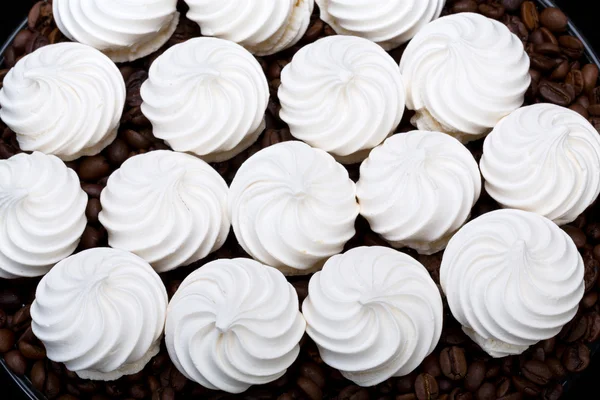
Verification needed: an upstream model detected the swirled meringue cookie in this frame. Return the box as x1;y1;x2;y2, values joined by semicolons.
481;104;600;226
165;258;305;393
229;141;359;275
98;150;229;273
53;0;179;62
31;248;168;380
0;152;87;279
440;209;584;358
184;0;314;56
357;131;481;254
399;13;530;143
315;0;445;50
0;43;125;161
279;36;406;163
141;38;269;162
303;246;443;386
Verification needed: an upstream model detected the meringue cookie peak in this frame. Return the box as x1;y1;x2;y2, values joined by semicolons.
279;35;405;163
303;246;443;386
185;0;314;56
165;258;306;393
480;103;600;225
357;131;481;254
0;43;125;161
228;141;359;275
141;38;269;162
53;0;179;62
0;152;87;279
440;209;584;358
98;150;230;272
31;248;168;380
316;0;445;50
399;12;530;143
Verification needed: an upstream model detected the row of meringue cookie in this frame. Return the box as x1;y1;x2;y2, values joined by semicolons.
30;245;444;392
52;0;449;62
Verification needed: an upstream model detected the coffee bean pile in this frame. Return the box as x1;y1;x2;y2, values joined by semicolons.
2;0;600;399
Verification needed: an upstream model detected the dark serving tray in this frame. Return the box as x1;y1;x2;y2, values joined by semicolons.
1;0;600;399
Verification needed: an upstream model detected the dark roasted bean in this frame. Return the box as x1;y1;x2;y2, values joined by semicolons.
79;156;111;181
585;312;600;342
566;69;585;96
501;0;524;12
539;7;568;32
126;71;148;108
30;360;47;391
421;354;442;378
561;342;591;372
559;35;585;59
582;63;599;93
511;376;540;397
45;371;61;399
479;3;505;19
0;328;16;352
415;373;439;400
440;347;467;381
550;59;570;80
464;360;486;392
123;129;153;150
396;374;416;393
520;1;539;31
563;225;586;248
11;305;31;331
496;377;511;397
475;382;495;400
5;349;27;375
539;80;575;105
18;338;46;359
79;225;105;250
569;103;589;118
338;385;369;400
521;360;552;385
542;383;563;400
452;0;478;13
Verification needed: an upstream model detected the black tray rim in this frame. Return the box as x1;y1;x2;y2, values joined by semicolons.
1;0;600;398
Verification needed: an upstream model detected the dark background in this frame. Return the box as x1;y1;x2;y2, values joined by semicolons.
1;0;599;399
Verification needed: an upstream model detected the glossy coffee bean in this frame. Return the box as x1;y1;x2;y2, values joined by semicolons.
4;349;27;375
415;373;439;400
561;342;591;372
520;1;539;31
539;7;568;32
464;360;486;391
521;360;552;385
0;328;16;352
475;382;496;400
440;347;468;380
79;156;111;181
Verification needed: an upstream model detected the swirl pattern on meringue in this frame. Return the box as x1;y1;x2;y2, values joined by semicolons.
0;152;87;279
31;248;168;380
440;209;584;358
53;0;179;62
141;38;269;162
165;258;306;393
279;35;406;163
357;131;481;254
228;141;359;275
480;104;600;226
0;43;125;161
184;0;314;56
399;12;530;143
302;246;443;386
98;150;230;273
316;0;445;50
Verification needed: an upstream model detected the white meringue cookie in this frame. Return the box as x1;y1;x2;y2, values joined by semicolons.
480;104;600;226
228;141;359;275
316;0;445;50
184;0;314;56
357;131;481;254
141;38;269;162
0;152;87;279
53;0;179;62
440;209;584;358
279;35;406;163
0;43;125;161
98;150;229;273
165;258;305;394
399;12;530;143
303;246;443;387
31;248;168;380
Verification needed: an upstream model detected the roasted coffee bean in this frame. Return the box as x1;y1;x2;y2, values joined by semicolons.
534;42;561;56
561;342;591;372
170;368;188;392
550;59;570;80
45;371;61;399
511;376;540;397
539;80;574;105
569;103;589;118
501;0;524;12
503;15;528;41
129;384;149;399
485;365;500;379
441;327;468;346
589;104;600;117
79;156;111;181
159;387;175;400
539;7;568;32
11;305;31;331
30;360;47;391
126;70;148;108
440;347;467;380
563;225;586;248
66;383;81;397
105;138;130;166
303;19;324;43
582;291;598;308
438;378;453;392
80;225;104;250
541;338;556;355
495;377;511;397
28;1;52;30
18;338;46;359
121;106;151;127
542;383;563;400
338;385;369;400
584;260;599;292
81;183;104;199
585;312;600;342
123;129;153;150
452;0;478;13
296;376;322;400
566;69;584;96
538;27;558;44
0;142;16;159
0;328;16;352
12;29;35;52
4;349;27;375
521;360;552;386
561;314;589;342
25;32;49;54
475;383;495;400
559;35;585;59
267;60;290;80
396;374;416;393
520;1;539;31
529;53;559;71
587;222;600;241
299;362;325;389
449;388;473;400
415;373;439;400
478;3;505;19
582;63;599;93
85;198;102;223
421;354;442;378
464;360;486;391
